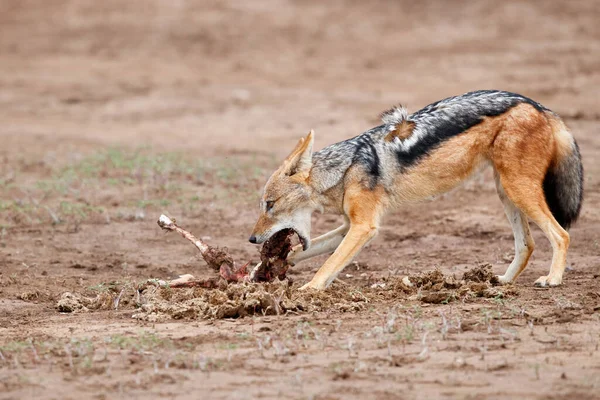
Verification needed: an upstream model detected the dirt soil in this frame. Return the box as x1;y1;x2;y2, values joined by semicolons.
1;1;600;399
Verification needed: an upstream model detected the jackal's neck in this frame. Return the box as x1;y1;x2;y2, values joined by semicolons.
307;150;351;214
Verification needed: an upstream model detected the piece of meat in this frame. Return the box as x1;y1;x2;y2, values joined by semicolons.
250;229;294;282
157;215;293;286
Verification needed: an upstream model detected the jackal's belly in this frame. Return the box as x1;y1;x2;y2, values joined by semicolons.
390;133;491;203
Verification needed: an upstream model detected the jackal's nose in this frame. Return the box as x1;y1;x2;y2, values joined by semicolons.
248;235;257;244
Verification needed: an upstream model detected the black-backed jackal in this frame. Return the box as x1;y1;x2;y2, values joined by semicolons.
249;90;584;290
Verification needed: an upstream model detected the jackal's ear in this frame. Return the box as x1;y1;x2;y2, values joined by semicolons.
282;130;314;177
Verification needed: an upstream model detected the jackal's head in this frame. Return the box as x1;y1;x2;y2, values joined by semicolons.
249;131;315;250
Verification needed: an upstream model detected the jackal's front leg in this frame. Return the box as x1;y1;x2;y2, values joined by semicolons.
299;223;378;290
299;183;385;290
287;222;349;264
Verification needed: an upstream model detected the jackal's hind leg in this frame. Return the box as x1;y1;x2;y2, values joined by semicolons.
496;175;570;287
495;174;535;284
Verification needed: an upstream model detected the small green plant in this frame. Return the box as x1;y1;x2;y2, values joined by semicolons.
395;324;415;344
0;146;272;228
104;331;171;352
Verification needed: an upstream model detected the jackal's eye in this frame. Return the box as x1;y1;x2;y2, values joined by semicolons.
266;200;275;211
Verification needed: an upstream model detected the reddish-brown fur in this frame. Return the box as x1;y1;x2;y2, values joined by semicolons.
385;120;416;142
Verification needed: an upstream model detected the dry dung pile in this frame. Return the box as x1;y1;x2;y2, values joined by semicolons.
56;280;371;321
55;264;516;320
56;291;123;313
132;280;369;321
391;263;517;304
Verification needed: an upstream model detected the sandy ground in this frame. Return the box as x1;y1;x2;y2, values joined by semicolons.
1;0;600;399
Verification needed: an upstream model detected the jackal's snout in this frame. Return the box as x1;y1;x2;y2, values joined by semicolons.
248;215;272;244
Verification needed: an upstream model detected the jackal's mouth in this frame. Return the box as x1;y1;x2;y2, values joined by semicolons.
295;230;309;251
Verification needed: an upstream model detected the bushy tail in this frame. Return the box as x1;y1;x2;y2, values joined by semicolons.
543;131;584;230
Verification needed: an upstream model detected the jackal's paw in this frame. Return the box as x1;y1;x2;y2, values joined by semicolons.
534;275;562;287
299;281;325;291
496;275;513;285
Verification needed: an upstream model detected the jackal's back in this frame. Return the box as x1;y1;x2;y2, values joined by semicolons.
310;90;552;194
390;90;549;166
